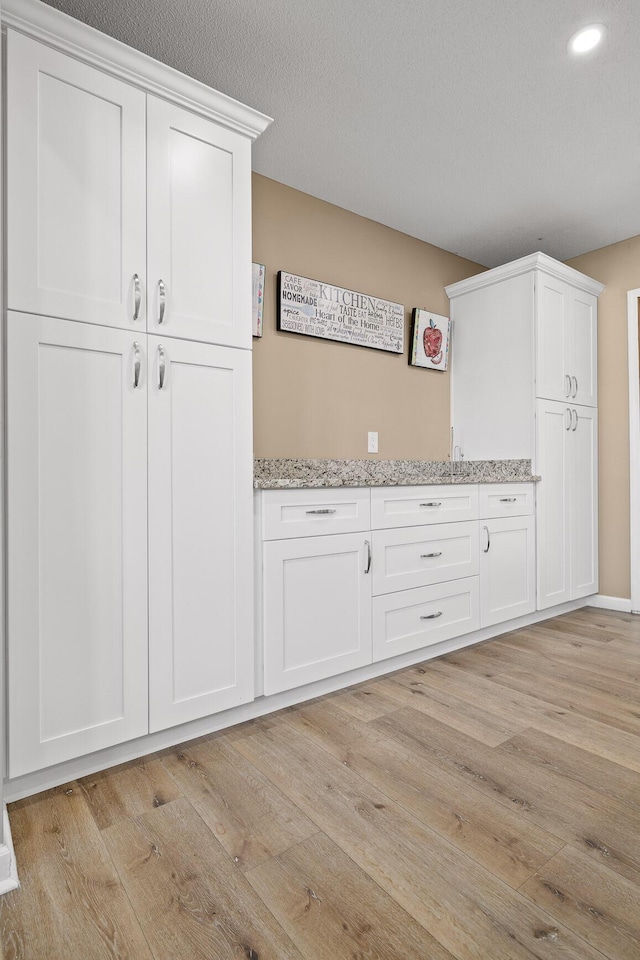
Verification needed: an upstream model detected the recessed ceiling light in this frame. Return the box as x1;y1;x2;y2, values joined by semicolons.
569;24;605;54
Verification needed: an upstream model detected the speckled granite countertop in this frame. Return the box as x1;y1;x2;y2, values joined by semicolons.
254;458;540;489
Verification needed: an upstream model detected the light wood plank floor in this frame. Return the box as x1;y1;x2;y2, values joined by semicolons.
3;607;640;959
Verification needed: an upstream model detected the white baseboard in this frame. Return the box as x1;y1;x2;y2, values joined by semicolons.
0;808;20;896
589;594;634;613
3;596;591;803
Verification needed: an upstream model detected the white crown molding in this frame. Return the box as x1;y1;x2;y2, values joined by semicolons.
1;0;273;140
446;251;605;299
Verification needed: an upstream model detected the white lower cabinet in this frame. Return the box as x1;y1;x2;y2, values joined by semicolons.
260;482;537;694
536;399;598;608
8;314;253;777
480;516;535;627
7;314;149;777
148;338;253;732
263;533;373;695
373;577;480;661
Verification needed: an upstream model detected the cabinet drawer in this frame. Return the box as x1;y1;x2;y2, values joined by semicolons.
373;577;480;662
262;488;370;540
479;483;534;519
371;484;478;529
372;521;479;595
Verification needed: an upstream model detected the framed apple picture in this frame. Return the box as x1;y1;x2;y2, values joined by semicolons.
409;308;451;370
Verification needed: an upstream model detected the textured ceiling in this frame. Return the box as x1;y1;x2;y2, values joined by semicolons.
43;0;640;267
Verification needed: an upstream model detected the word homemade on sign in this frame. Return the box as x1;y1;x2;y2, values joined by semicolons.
278;272;404;354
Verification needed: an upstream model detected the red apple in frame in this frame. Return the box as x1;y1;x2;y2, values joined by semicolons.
410;309;450;369
423;318;443;363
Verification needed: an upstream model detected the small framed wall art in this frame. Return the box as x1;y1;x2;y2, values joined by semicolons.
252;262;266;337
409;309;451;370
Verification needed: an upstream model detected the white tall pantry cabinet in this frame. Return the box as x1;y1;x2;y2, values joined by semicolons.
446;254;604;613
4;3;270;779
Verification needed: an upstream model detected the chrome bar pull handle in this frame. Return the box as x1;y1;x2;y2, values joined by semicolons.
483;524;491;553
420;551;442;558
133;342;141;388
158;279;166;325
306;508;337;515
364;539;372;574
565;373;571;397
565;407;572;430
572;375;578;398
420;502;442;508
132;274;141;322
499;497;517;502
420;611;443;620
158;345;166;390
572;408;578;431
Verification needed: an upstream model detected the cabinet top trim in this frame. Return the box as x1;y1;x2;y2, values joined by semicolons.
2;0;273;140
445;252;605;300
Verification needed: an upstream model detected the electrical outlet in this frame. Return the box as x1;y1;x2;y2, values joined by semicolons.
368;431;379;454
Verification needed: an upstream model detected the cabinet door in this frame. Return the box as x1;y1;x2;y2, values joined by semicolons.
148;337;253;731
480;517;535;627
535;399;571;609
147;97;252;348
569;291;597;407
571;405;598;598
7;314;148;777
7;31;146;329
263;534;372;695
535;274;572;403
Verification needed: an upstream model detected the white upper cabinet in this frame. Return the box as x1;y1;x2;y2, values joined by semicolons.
569;290;597;407
7;31;147;329
7;313;149;777
147;97;252;348
536;274;597;407
447;254;603;461
147;338;254;731
7;29;262;348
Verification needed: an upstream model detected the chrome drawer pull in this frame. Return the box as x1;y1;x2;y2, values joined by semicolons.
158;279;166;325
420;502;442;507
306;508;337;515
565;373;571;397
483;525;491;553
364;539;372;574
572;375;578;398
132;342;141;388
132;273;141;322
420;552;442;558
158;345;166;390
420;611;443;620
499;497;517;502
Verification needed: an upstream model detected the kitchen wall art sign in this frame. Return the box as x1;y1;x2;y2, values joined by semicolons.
252;262;266;337
409;309;451;370
278;272;404;354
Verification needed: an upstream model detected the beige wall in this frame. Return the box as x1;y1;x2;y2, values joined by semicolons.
252;174;638;599
252;174;484;460
567;235;640;600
